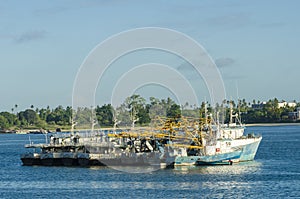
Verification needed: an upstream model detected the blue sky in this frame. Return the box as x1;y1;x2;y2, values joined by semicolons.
1;0;299;111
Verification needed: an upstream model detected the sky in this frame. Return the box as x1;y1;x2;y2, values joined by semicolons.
0;0;300;111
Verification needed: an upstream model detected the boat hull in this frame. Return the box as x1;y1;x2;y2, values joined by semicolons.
174;156;199;166
21;153;41;166
231;137;262;161
77;153;90;166
197;150;241;165
174;149;242;166
40;153;63;166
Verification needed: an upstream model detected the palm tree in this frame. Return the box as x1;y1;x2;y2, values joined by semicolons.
14;104;18;113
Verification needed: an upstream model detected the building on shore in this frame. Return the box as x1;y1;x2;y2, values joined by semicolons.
288;107;300;121
251;102;267;110
278;101;297;108
252;101;297;110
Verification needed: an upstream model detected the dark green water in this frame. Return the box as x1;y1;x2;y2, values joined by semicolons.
0;126;299;198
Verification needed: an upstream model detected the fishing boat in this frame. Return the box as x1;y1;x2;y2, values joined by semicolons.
173;125;243;166
151;114;244;166
171;101;261;166
218;103;262;162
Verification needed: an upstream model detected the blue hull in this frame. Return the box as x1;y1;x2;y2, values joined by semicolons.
197;150;241;165
174;150;242;166
238;137;262;161
175;156;200;166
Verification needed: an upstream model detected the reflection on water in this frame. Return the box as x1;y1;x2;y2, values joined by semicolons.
89;165;165;173
108;165;166;173
87;160;263;175
89;161;262;175
173;161;262;175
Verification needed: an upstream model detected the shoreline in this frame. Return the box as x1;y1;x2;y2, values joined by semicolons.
245;123;300;127
2;123;300;134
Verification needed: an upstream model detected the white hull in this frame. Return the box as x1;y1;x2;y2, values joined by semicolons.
230;137;262;161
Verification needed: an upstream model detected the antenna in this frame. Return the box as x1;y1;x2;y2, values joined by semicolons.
229;97;233;124
235;81;241;124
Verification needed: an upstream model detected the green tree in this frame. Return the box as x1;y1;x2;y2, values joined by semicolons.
166;104;181;118
73;107;93;128
95;104;114;127
46;112;56;125
137;104;151;125
124;94;147;127
0;115;9;129
115;104;131;127
263;98;281;122
38;108;48;121
18;109;38;126
53;105;71;125
149;97;160;106
35;118;47;128
149;101;166;119
0;112;17;127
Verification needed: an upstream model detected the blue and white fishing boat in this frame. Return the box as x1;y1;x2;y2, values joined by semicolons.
218;103;262;162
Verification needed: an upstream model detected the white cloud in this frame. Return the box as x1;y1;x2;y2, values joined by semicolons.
215;57;235;68
14;30;46;43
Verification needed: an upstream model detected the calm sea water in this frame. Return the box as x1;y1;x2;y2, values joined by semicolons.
0;126;299;199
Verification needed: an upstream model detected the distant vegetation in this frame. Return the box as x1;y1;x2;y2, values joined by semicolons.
0;96;299;132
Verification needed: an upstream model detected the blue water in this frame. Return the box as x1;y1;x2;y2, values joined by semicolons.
0;126;299;198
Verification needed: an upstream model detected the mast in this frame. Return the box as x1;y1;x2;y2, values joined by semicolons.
229;101;233;125
113;108;121;132
204;101;208;126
